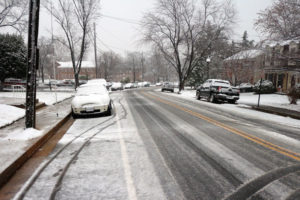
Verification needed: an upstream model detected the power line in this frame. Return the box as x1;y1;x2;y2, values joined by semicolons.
101;14;142;25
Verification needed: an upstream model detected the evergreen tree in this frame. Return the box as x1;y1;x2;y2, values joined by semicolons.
0;34;27;83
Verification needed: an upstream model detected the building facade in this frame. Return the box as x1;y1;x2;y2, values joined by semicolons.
223;49;265;86
264;38;300;92
56;61;96;80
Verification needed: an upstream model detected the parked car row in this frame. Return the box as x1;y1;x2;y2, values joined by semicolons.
71;79;112;118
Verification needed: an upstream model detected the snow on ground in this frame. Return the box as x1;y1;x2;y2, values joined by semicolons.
238;93;300;111
158;88;300;111
0;91;74;105
4;128;42;141
157;88;300;129
0;104;25;128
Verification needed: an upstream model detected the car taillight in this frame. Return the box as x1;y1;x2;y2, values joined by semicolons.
218;86;221;92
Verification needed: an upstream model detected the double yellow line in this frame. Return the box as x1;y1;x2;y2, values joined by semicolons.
142;92;300;161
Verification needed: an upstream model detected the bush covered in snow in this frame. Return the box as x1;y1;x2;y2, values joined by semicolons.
253;80;276;94
287;84;300;104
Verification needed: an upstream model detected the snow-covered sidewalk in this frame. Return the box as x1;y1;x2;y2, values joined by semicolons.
156;88;300;129
0;98;72;182
0;91;74;105
0;91;74;128
0;104;25;128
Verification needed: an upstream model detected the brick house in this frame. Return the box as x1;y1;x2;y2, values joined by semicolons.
264;38;300;92
223;49;265;85
56;61;96;80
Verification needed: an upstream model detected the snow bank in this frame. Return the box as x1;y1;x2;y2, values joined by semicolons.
4;128;42;141
0;104;25;128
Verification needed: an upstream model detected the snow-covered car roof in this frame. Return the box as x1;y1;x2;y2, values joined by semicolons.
76;85;108;96
112;82;122;87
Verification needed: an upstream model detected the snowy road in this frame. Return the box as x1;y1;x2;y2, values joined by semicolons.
14;88;300;200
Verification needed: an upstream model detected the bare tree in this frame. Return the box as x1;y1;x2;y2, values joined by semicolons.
100;51;120;80
255;0;300;40
44;0;100;88
0;0;28;33
141;0;236;91
38;37;53;83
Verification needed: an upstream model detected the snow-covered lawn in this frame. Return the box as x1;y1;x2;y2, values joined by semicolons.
157;88;300;128
0;104;25;128
238;93;300;111
0;91;74;105
160;88;300;111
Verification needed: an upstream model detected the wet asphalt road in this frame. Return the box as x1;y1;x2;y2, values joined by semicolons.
14;88;300;200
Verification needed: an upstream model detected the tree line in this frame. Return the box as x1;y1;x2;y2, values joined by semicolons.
0;0;299;89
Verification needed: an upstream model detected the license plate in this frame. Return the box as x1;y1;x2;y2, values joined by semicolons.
227;96;234;99
85;107;94;112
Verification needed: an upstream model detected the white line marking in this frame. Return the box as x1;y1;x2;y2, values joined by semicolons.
116;111;138;200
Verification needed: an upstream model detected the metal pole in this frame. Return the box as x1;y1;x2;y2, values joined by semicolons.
93;23;98;78
257;77;262;107
51;2;56;80
25;0;40;128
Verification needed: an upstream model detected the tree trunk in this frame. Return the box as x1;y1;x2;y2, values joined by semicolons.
74;73;79;89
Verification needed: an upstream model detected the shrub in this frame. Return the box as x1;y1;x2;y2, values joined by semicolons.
287;84;300;104
253;80;276;94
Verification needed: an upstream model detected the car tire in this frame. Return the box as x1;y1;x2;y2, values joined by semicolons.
196;92;201;100
106;102;112;116
161;89;164;92
228;100;236;104
71;110;78;119
208;94;215;103
171;89;174;93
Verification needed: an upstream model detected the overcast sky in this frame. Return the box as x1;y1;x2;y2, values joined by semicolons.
37;0;272;57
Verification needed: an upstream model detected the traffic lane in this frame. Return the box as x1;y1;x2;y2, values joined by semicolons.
140;91;300;196
126;92;236;200
155;90;300;142
125;90;300;199
148;90;300;156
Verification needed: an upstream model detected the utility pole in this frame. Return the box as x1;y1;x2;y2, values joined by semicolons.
25;0;40;128
51;2;56;81
93;23;98;78
132;56;136;82
141;52;145;82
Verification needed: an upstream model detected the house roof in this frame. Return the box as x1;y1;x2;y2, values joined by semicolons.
224;49;264;61
57;61;95;68
264;37;300;47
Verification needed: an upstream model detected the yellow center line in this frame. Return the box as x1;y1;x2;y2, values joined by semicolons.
142;92;300;161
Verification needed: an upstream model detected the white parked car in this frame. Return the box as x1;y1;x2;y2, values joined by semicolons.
111;82;123;91
71;85;112;118
86;79;107;87
124;83;133;89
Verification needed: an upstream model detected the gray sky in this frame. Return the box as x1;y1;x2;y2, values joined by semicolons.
37;0;273;56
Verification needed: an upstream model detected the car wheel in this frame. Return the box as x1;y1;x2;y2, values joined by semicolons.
161;89;164;92
228;100;236;104
71;110;78;119
106;102;112;116
196;92;201;100
208;94;215;103
171;89;174;93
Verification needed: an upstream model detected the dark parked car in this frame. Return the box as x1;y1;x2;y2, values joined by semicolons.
239;83;254;93
161;82;175;92
196;79;240;103
253;80;276;94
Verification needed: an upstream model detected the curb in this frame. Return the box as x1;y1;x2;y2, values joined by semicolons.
252;106;300;120
0;112;71;189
